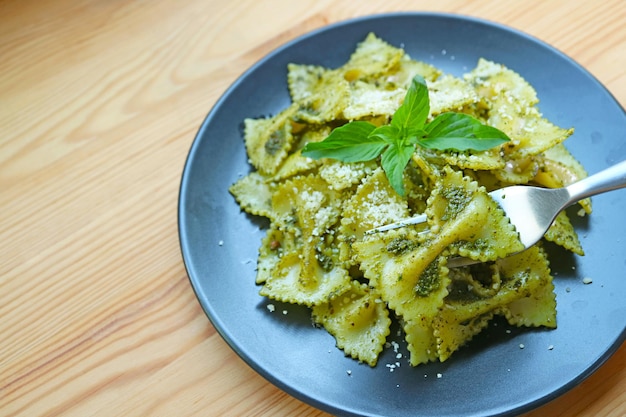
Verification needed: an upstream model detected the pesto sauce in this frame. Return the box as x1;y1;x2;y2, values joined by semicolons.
316;251;333;271
264;128;285;155
386;237;418;255
451;237;489;253
442;186;471;221
414;260;440;297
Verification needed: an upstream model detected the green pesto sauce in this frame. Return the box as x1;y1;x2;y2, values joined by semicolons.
442;186;471;221
451;237;490;253
295;101;321;121
264;128;286;155
315;248;334;271
414;260;440;297
386;237;418;255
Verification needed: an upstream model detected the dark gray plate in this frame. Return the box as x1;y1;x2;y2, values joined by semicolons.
178;13;626;417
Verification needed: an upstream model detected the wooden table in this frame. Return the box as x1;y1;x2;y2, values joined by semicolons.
2;1;624;415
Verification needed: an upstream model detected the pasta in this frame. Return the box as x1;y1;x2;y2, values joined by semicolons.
229;33;589;366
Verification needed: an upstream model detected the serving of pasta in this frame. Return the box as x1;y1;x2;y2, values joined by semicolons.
229;33;590;367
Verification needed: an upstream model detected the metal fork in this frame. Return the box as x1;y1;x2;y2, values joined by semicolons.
367;160;626;267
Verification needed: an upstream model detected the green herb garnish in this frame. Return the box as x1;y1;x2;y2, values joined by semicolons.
301;75;510;196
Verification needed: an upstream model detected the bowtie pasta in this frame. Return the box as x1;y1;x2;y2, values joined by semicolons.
229;33;589;367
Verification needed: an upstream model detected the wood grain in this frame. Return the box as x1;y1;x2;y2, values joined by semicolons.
1;0;624;416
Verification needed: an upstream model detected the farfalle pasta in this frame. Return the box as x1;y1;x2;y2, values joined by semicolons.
229;33;589;366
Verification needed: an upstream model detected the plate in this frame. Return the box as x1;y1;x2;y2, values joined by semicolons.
178;13;626;417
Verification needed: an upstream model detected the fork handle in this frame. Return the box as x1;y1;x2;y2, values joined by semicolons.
566;159;626;205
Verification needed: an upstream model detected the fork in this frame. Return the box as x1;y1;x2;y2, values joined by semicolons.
367;159;626;267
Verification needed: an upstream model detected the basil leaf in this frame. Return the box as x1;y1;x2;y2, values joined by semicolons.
391;75;429;135
407;129;428;144
300;76;509;197
381;143;415;196
369;124;400;144
302;121;385;162
421;112;510;151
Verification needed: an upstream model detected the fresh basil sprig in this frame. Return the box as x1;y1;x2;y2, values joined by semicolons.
301;75;510;196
